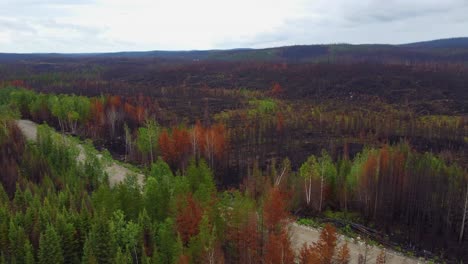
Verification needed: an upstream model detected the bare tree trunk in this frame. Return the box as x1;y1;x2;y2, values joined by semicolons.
134;246;139;264
107;109;118;138
304;178;312;206
319;164;324;213
58;119;64;132
459;184;468;243
275;167;286;186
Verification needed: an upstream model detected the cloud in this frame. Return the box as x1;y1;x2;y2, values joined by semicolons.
0;0;467;52
225;0;468;47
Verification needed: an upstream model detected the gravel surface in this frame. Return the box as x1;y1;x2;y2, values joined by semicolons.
290;223;426;263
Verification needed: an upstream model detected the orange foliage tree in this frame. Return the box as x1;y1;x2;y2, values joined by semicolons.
190;121;226;167
176;194;203;246
336;243;351;264
263;187;289;232
172;127;191;164
190;120;205;159
271;82;284;98
226;212;261;263
299;224;350;264
264;229;295;264
159;129;175;163
159;127;191;168
263;186;295;264
211;123;226;160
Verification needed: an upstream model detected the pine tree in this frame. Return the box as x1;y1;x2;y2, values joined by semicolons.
38;225;64;264
24;240;35;264
264;229;295;264
335;243;350;264
299;224;338;264
81;236;98;264
0;208;8;255
176;194;202;245
89;217;116;264
9;221;27;264
56;216;79;264
156;218;181;264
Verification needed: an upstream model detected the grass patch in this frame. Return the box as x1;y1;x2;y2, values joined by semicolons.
297;218;322;228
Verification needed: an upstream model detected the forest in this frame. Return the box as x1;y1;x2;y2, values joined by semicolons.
0;53;467;263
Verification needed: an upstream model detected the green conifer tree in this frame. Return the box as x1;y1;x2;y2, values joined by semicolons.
38;225;64;264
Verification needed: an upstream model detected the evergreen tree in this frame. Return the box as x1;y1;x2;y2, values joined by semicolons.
8;220;27;264
186;159;215;205
115;175;143;220
145;158;174;221
56;215;80;264
81;236;97;264
88;216;116;264
38;225;64;264
24;239;35;264
0;208;8;255
156;218;181;264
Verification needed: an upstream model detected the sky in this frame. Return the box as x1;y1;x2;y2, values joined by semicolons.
0;0;467;53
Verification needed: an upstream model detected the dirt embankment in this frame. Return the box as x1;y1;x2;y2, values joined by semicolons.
15;120;144;187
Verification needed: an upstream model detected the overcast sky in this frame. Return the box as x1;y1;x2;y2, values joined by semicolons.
1;0;467;53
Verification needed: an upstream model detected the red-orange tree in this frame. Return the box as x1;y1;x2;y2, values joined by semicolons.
176;194;203;246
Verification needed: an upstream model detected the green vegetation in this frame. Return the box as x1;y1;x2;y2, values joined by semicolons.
248;98;277;116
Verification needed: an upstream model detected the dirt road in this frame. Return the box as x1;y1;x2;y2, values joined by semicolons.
16;120;144;187
290;223;425;263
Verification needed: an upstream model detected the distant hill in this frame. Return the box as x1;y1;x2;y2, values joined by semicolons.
401;37;468;48
1;37;468;63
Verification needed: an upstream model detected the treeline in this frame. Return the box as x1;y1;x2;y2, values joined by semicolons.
5;60;467;115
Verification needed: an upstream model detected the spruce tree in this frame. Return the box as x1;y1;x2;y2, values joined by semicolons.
89;216;115;264
24;240;35;264
38;225;64;264
56;216;79;264
81;236;97;264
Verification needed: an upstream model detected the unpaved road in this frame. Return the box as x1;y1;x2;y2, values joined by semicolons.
16;120;144;187
16;120;426;263
290;222;425;263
